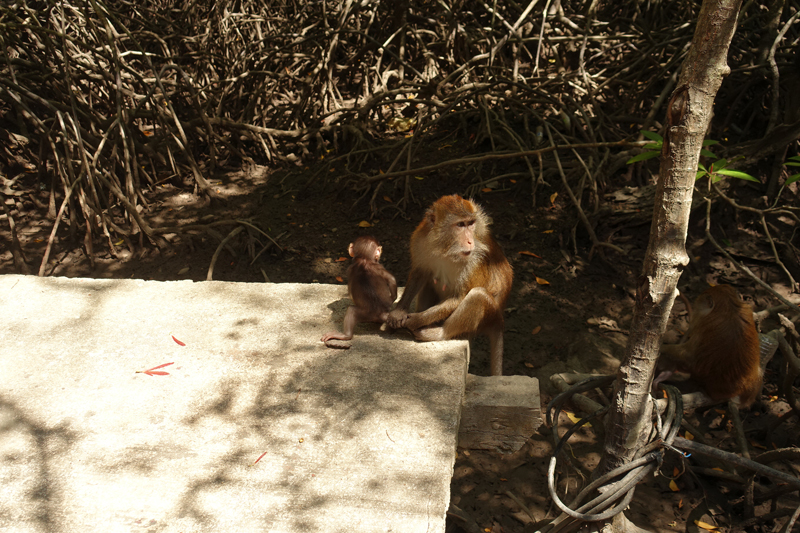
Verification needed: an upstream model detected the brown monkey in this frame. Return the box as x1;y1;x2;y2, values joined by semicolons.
386;195;513;375
321;236;397;345
658;285;762;407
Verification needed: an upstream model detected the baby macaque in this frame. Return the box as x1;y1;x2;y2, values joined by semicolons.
321;236;397;346
658;285;762;407
385;194;513;375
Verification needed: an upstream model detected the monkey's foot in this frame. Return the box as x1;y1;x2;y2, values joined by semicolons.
321;332;353;343
412;327;445;342
323;339;352;350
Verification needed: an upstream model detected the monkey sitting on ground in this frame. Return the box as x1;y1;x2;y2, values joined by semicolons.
657;284;762;407
321;236;397;346
385;194;513;376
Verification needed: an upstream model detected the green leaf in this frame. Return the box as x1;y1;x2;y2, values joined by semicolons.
696;170;708;180
788;156;800;162
698;163;708;172
641;130;663;142
787;173;800;186
786;161;800;167
700;149;717;158
643;143;660;150
626;151;660;164
715;169;759;182
712;158;730;170
702;139;720;146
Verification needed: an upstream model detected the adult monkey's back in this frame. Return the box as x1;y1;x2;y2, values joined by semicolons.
386;195;513;375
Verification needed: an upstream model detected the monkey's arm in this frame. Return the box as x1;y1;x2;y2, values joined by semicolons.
386;268;427;328
388;274;398;303
658;342;695;372
404;297;461;331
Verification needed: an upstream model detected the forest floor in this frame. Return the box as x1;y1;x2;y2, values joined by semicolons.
2;142;799;532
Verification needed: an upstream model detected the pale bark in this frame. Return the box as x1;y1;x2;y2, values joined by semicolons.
599;0;744;473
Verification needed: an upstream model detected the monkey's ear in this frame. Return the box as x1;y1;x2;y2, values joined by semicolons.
698;293;715;315
348;243;355;257
374;246;382;261
425;208;436;226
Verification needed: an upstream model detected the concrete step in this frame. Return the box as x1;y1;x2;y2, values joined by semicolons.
0;275;468;533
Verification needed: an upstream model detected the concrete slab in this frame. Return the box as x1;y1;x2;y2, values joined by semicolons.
0;275;469;533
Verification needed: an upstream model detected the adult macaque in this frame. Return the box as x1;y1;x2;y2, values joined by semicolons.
658;285;762;407
386;195;513;375
321;236;397;346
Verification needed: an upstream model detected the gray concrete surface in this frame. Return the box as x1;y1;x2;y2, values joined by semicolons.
0;275;469;533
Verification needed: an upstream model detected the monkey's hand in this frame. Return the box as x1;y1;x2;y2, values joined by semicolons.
386;308;408;329
404;312;428;331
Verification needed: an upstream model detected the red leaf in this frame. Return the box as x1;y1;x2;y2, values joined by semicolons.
253;451;268;465
171;335;186;346
137;362;174;376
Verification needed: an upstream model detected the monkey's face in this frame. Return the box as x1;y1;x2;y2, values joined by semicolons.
434;214;489;264
419;195;490;264
452;218;476;257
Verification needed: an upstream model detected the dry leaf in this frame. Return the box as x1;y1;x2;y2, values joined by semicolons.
694;520;718;531
171;335;185;346
550;192;558;204
543;229;554;234
383;196;392;202
510;179;517;183
536;277;550;285
142;130;153;136
336;276;344;283
673;467;680;477
524;362;534;368
531;326;542;335
482;188;492;192
358;221;373;228
519;251;542;258
136;362;174;377
336;257;347;262
178;267;190;275
669;480;679;492
678;499;683;509
566;411;592;427
684;431;694;440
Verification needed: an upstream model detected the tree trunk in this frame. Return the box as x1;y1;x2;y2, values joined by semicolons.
598;0;744;474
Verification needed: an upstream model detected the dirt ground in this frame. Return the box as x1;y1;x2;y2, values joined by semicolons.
2;149;800;532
